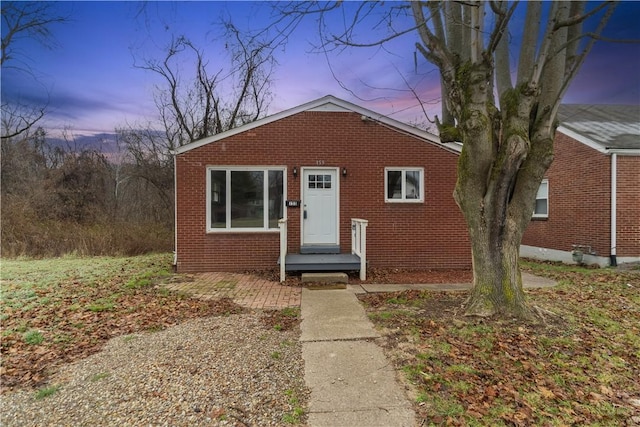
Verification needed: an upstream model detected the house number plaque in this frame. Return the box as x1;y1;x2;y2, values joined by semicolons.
286;200;301;207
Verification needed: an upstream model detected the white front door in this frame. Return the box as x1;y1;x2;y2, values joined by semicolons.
302;168;339;246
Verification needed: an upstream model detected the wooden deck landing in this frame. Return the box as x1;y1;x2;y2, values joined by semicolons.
282;253;361;272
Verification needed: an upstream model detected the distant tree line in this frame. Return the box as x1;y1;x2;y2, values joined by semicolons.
1;2;278;257
1;127;173;257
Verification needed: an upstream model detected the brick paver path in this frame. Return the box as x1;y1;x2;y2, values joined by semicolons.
163;272;301;309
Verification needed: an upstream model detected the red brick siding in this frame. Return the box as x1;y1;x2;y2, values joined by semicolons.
175;111;471;272
523;132;613;256
616;156;640;257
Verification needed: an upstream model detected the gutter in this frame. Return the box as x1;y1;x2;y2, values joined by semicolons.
610;153;617;267
607;148;640;156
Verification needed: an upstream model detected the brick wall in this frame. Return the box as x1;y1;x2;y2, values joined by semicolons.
175;111;471;272
522;132;613;257
616;155;640;257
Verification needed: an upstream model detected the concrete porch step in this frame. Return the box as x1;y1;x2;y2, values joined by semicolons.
301;272;348;284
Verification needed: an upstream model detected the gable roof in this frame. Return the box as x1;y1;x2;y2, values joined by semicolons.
175;95;460;155
557;104;640;154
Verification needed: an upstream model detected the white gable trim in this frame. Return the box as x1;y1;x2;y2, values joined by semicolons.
174;95;458;155
307;102;352;112
557;125;608;154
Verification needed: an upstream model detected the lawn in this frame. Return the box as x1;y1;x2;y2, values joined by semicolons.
360;261;640;426
3;254;639;425
0;253;242;391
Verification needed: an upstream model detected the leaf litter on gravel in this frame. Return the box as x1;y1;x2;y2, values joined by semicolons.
0;254;245;392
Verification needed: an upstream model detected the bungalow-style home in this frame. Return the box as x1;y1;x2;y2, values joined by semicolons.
173;95;471;278
522;104;640;267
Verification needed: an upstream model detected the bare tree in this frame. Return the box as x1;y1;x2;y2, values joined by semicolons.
133;23;275;151
117;22;277;225
1;100;46;141
115;125;174;216
1;1;68;139
279;1;621;318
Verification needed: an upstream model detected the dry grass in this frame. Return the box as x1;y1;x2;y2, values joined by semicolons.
360;262;640;426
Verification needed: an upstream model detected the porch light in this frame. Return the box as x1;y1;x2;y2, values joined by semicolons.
342;167;347;177
293;166;298;178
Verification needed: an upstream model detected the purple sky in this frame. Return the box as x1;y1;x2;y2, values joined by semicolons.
2;1;639;141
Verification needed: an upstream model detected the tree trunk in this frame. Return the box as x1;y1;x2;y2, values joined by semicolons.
464;220;532;318
448;62;549;319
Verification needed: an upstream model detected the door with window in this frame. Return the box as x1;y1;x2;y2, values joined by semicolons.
302;168;339;246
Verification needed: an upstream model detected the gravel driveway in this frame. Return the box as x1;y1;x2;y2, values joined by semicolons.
2;313;308;426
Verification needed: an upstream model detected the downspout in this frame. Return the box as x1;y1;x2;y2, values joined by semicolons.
173;153;178;271
610;153;617;267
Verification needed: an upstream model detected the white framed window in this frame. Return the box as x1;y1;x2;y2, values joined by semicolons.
385;167;424;203
533;179;549;218
207;167;285;232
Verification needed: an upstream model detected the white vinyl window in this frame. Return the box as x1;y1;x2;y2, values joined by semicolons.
533;179;549;218
207;167;285;231
385;167;424;203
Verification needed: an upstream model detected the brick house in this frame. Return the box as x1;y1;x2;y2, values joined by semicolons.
522;104;640;267
173;95;471;277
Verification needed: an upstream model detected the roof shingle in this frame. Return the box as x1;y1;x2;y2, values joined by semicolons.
558;104;640;150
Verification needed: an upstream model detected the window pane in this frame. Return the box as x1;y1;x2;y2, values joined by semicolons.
268;170;283;228
405;170;420;199
210;170;226;228
231;171;264;228
534;181;548;216
535;199;548;215
387;170;402;199
537;182;548;198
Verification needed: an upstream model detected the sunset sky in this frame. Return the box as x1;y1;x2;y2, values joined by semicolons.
2;1;639;142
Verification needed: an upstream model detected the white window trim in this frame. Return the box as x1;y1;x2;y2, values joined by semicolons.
533;179;549;218
384;167;425;203
206;166;287;233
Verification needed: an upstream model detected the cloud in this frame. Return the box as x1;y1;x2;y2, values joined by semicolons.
2;71;157;133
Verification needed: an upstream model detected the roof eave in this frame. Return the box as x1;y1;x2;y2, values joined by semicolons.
557;125;608;154
607;148;640;156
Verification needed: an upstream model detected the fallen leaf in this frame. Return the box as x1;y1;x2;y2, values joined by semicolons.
539;386;555;399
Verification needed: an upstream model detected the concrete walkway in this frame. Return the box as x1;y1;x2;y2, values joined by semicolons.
162;271;555;309
300;288;416;427
348;271;557;294
165;271;556;425
297;271;556;427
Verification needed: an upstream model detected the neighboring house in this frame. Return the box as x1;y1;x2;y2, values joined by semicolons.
173;95;471;276
522;104;640;267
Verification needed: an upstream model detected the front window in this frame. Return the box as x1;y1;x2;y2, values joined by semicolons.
385;167;424;202
208;167;285;231
533;179;549;218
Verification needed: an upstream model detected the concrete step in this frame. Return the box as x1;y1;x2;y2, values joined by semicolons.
301;272;348;284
